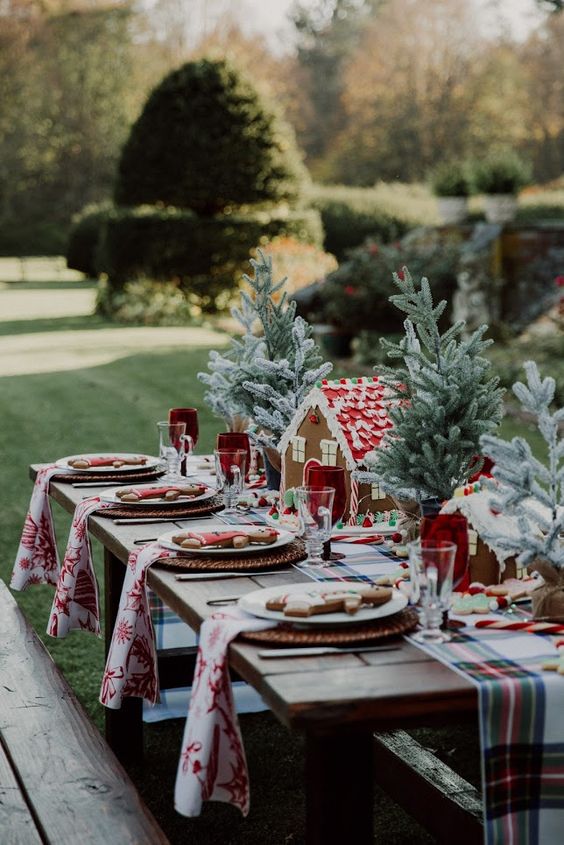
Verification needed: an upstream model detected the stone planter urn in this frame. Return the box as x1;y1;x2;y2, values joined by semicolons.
528;560;564;621
437;197;468;225
484;194;518;224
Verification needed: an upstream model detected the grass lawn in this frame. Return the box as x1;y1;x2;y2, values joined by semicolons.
4;292;549;843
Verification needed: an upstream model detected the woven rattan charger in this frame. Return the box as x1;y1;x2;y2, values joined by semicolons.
155;539;307;572
93;494;225;521
239;607;418;646
52;468;167;484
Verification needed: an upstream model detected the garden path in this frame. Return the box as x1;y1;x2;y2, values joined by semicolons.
0;281;228;377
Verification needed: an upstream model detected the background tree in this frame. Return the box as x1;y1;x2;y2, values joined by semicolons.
292;0;380;172
0;1;134;253
115;58;308;214
321;0;482;183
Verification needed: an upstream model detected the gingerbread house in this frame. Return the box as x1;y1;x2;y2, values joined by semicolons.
278;377;396;524
441;490;518;584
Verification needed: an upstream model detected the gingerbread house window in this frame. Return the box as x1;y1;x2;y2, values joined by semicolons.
291;435;306;463
371;482;384;500
468;529;478;556
320;439;338;466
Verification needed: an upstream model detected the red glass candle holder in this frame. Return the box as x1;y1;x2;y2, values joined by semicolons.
420;512;470;591
169;408;199;476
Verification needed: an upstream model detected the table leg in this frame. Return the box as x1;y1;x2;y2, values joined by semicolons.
104;548;143;763
305;729;373;845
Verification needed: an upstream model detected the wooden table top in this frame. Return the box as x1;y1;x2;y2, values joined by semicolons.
34;466;477;733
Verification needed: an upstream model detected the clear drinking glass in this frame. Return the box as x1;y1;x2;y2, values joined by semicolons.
408;539;457;644
294;486;335;568
157;420;189;482
215;449;247;513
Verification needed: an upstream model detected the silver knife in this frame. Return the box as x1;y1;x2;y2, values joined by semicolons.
258;645;400;658
111;515;214;525
177;568;296;582
73;481;127;488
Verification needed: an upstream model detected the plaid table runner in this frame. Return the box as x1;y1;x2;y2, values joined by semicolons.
410;620;564;845
300;545;564;844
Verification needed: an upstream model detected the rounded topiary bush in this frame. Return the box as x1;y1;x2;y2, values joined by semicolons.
115;59;308;214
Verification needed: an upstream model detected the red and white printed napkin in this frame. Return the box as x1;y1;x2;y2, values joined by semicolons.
11;465;70;590
174;608;274;817
47;496;112;637
100;542;175;709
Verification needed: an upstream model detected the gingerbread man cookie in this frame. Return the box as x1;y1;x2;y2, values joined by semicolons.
116;484;206;502
171;528;279;550
266;586;392;618
68;455;147;469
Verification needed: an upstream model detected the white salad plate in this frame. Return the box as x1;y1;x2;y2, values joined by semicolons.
157;526;295;556
56;452;161;473
100;483;215;508
239;583;407;626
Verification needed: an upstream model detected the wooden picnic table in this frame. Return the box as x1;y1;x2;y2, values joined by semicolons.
33;466;480;844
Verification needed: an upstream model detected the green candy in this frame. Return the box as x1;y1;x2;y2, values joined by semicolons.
283;488;295;507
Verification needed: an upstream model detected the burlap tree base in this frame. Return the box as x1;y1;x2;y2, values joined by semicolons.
528;560;564;622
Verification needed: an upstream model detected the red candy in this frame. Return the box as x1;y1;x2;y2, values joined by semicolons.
391;532;402;543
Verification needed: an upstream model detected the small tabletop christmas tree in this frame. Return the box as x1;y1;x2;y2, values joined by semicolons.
199;250;331;455
480;361;564;618
363;267;504;505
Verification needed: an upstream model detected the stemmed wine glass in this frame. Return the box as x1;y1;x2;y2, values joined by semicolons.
169;408;199;475
157;421;192;482
408;540;457;643
305;465;347;560
294;486;335;568
215;448;247;513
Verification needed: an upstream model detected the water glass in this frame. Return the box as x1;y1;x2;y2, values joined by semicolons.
294;486;335;568
157;420;189;481
305;465;347;560
216;432;251;478
215;449;247;512
408;540;457;643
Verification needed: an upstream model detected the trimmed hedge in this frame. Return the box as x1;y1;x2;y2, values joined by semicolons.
96;205;322;310
308;185;412;259
66;203;112;276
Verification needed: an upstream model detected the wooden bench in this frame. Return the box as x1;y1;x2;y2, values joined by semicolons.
0;580;169;845
373;730;483;844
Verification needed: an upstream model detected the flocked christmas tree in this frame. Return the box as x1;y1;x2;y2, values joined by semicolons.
359;267;504;503
480;361;564;572
197;291;264;430
198;251;331;449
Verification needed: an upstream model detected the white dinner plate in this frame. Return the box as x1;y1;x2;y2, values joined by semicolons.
100;483;216;508
239;583;407;626
56;452;161;473
158;526;294;555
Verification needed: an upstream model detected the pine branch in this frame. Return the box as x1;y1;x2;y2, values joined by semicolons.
480;361;564;569
367;266;504;501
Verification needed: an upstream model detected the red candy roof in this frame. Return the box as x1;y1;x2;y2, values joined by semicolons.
279;377;394;469
319;378;393;463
